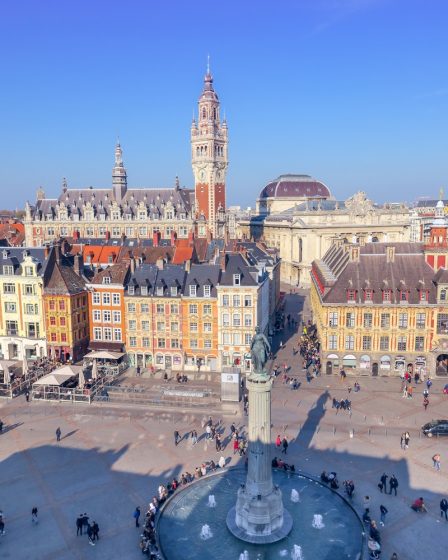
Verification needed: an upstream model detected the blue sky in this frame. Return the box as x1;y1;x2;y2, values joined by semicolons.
1;0;447;209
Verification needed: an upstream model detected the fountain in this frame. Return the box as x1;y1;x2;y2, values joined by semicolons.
156;329;365;559
200;524;213;540
208;495;216;508
290;489;300;503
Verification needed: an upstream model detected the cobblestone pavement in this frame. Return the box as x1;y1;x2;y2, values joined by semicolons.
0;290;447;559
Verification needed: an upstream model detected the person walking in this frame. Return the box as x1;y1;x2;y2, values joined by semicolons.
215;434;222;452
389;475;398;496
276;434;281;449
404;432;410;449
92;521;99;541
191;430;198;445
82;513;89;534
432;453;441;471
423;396;429;411
174;430;180;446
378;473;388;493
25;390;30;402
400;433;405;449
0;419;3;433
76;514;83;536
31;507;38;524
133;506;141;527
281;436;288;454
55;427;61;442
87;523;95;546
0;510;5;535
440;498;448;521
206;424;212;440
233;437;239;455
380;504;388;526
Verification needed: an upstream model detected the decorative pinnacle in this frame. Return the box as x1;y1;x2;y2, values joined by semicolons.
207;54;210;75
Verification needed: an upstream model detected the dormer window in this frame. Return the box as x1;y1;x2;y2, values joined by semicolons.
419;291;428;302
364;289;373;302
103;276;111;284
189;285;197;297
347;289;356;303
400;290;408;303
3;265;13;275
170;286;177;297
440;288;447;301
233;274;241;286
157;286;164;296
128;285;135;295
383;289;391;302
204;285;211;297
141;286;148;296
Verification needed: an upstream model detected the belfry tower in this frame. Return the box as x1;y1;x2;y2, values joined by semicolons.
191;62;228;237
112;141;127;202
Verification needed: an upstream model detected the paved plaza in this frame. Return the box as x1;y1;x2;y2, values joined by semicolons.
0;292;447;559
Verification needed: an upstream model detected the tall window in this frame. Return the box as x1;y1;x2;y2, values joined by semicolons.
329;312;338;327
102;293;110;305
189;304;198;314
112;293;120;305
203;285;211;297
103;327;112;341
345;335;355;350
440;289;447;301
204;322;212;332
233;313;241;327
363;313;373;328
362;336;372;350
244;314;252;327
398;313;408;328
397;336;407;351
189;285;197;297
222;313;230;326
244;295;252;307
416;313;426;329
233;295;241;307
328;335;338;350
380;336;389;350
222;295;229;307
93;293;100;305
415;336;425;351
203;304;212;315
114;328;122;341
383;290;391;302
93;327;102;340
380;313;390;329
346;313;355;328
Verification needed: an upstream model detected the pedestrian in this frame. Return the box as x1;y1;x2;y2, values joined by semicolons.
276;434;281;448
281;436;288;454
440;498;448;521
87;523;95;546
92;521;99;541
56;427;61;442
400;433;405;449
0;510;5;535
25;390;30;402
369;520;381;545
404;432;410;449
191;429;198;445
206;424;212;440
378;473;388;493
174;430;180;446
380;504;388;526
390;554;399;560
407;385;413;398
432;453;441;471
133;506;141;527
82;513;89;534
215;434;222;452
230;424;236;436
0;419;3;433
423;396;429;411
389;475;398;496
76;514;83;536
233;437;239;455
340;369;346;381
31;507;38;524
426;378;432;391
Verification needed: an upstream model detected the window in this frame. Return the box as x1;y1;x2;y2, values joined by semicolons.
400;290;408;302
345;335;355;350
347;289;356;302
24;266;34;277
23;284;34;295
93;310;101;322
420;291;427;302
112;293;120;305
222;313;230;326
190;339;198;349
437;313;448;334
49;300;55;310
233;295;241;307
170;303;179;314
363;313;373;328
189;285;197;297
244;314;252;327
51;333;57;342
233;274;241;286
170;286;177;297
142;320;150;331
103;327;112;341
204;339;212;349
244;333;252;345
128;286;135;295
3;265;13;275
93;327;102;340
26;323;39;338
189;304;198;314
364;289;373;302
233;313;241;327
127;303;136;312
103;310;111;322
157;321;165;332
362;336;372;350
328;335;338;350
222;295;229;307
103;276;111;284
139;227;147;236
329;312;338;327
4;301;16;313
6;320;18;335
50;316;56;326
233;332;241;345
383;290;391;302
171;339;180;349
58;300;65;311
112;227;120;237
171;322;179;333
139;286;148;296
379;336;389;351
129;337;137;347
380;313;390;329
113;311;121;323
416;313;426;329
61;333;67;342
114;328;122;341
440;289;447;301
142;337;150;347
398;313;408;329
141;303;149;313
25;303;37;315
93;293;100;305
3;283;15;294
60;317;66;327
190;322;198;332
244;295;252;307
203;285;211;297
102;293;110;305
415;336;425;351
346;313;355;328
397;336;407;351
204;322;212;332
222;332;230;344
203;304;212;315
156;304;164;314
129;320;137;330
158;338;166;348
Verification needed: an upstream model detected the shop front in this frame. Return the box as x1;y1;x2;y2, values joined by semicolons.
326;353;339;375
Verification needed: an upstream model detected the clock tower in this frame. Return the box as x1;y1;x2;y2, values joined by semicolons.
191;64;228;237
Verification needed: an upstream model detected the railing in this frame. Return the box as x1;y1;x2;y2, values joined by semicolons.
0;365;54;399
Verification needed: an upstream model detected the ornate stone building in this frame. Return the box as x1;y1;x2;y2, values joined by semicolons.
236;178;411;286
24;67;228;245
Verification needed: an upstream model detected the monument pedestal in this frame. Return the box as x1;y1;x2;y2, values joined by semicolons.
226;374;292;544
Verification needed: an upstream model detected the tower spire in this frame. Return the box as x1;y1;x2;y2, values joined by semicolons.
207;54;210;75
112;141;127;201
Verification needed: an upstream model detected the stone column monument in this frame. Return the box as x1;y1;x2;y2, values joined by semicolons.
226;328;293;543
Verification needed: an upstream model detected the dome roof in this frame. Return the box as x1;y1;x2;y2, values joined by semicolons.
259;174;331;200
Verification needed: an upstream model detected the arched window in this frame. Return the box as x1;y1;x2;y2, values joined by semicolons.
213;108;217;120
196;147;200;156
202;108;207;120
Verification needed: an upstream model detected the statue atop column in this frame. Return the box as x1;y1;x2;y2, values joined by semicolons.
250;326;271;377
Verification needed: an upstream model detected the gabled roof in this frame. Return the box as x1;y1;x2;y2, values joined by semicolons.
219;254;258;287
185;264;220;297
92;262;130;285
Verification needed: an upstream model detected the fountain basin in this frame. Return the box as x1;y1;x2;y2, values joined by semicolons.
157;468;365;559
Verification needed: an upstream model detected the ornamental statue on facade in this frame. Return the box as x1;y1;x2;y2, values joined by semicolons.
250;326;271;377
345;191;375;217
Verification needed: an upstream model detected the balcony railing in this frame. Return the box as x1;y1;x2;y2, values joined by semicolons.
6;329;18;336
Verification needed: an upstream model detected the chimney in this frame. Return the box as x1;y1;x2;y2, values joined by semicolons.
156;258;164;270
386;246;395;263
188;230;194;246
185;259;191;272
55;242;62;264
130;256;136;274
170;230;177;245
220;252;227;271
105;230;111;241
44;245;50;259
153;230;160;247
121;232;126;246
74;252;83;276
73;230;80;241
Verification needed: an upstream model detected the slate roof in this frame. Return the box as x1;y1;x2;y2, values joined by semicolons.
219;254;258;287
126;264;186;297
313;242;438;305
44;256;86;295
185;264;220;297
259;174;331;200
0;247;49;276
91;262;130;285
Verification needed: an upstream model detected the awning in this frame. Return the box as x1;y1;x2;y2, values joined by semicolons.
360;355;371;362
380;355;391;363
33;365;83;386
343;354;356;366
327;354;338;359
84;351;125;360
